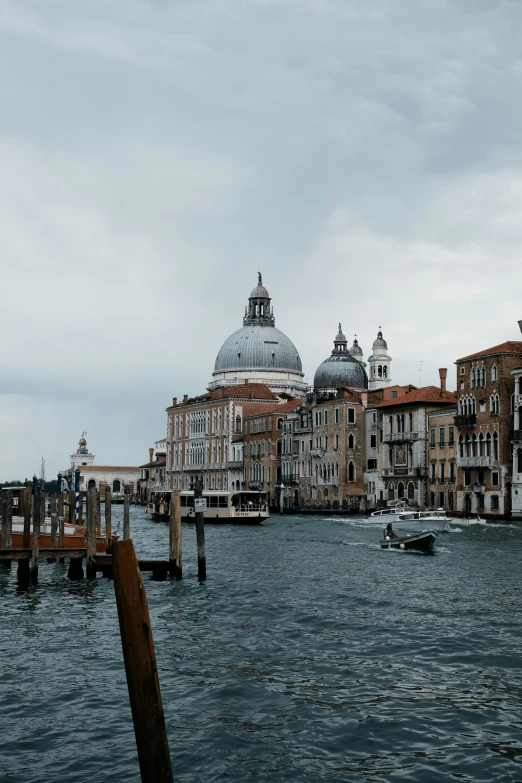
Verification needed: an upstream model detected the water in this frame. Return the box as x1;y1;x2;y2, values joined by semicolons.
2;511;522;782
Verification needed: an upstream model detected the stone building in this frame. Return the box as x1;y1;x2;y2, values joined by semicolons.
243;399;304;506
65;436;140;498
137;440;167;504
426;408;457;510
510;365;522;518
372;371;456;507
455;341;522;517
208;274;307;398
166;383;283;493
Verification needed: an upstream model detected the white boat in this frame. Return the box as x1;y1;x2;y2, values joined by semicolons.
449;515;486;528
146;490;269;524
369;506;452;532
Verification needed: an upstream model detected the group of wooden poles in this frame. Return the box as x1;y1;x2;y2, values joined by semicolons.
0;482;206;584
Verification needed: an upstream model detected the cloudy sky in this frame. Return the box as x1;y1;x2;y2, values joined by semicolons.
1;0;521;479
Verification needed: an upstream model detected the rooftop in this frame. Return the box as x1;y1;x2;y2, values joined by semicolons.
457;341;522;362
373;386;457;409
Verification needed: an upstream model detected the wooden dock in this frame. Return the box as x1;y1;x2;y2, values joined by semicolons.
0;486;190;584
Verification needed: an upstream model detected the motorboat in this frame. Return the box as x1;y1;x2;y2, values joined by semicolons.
380;530;438;553
11;518;106;551
448;515;486;529
369;505;452;532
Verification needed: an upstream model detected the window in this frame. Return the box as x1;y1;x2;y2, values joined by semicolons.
460;367;465;375
440;463;445;481
391;390;397;398
430;428;436;447
439;427;445;446
348;434;354;449
491;495;499;510
235;416;242;432
370;434;377;448
439;492;445;507
315;412;322;426
492;471;499;486
430;463;436;481
324;410;328;426
367;459;377;470
448;426;454;446
492;364;498;382
277;418;283;430
348;408;355;424
430;492;435;506
348;461;355;482
478;471;484;484
449;462;455;482
464;471;471;486
460;381;464;390
334;408;339;424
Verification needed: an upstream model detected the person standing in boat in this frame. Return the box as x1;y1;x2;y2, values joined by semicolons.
384;522;398;539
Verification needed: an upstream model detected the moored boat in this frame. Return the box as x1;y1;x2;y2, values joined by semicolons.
380;530;438;553
11;518;106;551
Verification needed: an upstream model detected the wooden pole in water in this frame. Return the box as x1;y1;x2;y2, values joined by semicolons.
1;490;7;549
5;489;12;550
95;489;101;535
169;490;182;580
77;491;83;524
123;486;130;540
112;539;174;783
105;487;112;553
194;478;206;580
23;486;31;549
1;490;12;570
48;493;58;563
31;488;42;584
86;486;96;579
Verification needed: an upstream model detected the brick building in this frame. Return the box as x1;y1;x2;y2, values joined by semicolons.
166;383;283;493
426;408;457;510
455;341;522;517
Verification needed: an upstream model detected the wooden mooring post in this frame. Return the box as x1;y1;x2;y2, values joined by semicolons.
48;493;58;563
67;489;84;580
1;490;12;569
194;478;206;581
169;490;182;580
31;488;43;584
17;486;32;583
123;487;131;540
86;487;97;579
105;487;112;553
112;539;174;783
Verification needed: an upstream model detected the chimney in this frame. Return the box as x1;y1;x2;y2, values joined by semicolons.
183;394;188;403
149;447;154;464
439;368;447;395
172;397;177;406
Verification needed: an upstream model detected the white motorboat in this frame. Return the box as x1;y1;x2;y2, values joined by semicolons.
448;515;486;528
369;506;452;533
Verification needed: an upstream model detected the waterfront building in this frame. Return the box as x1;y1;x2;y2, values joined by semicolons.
367;328;392;392
243;399;304;506
455;341;522;517
137;440;167;504
166;383;284;493
209;274;307;398
426;407;457;510
510;365;522;518
66;436;140;497
309;387;367;510
372;371;456;507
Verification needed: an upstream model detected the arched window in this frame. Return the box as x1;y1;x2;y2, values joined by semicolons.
88;479;96;489
407;482;415;500
459;435;464;458
389;415;393;433
398;481;405;499
112;479;120;492
348;434;354;449
383;366;387;377
277;439;282;455
277;418;283;430
348;461;355;482
486;432;491;456
378;366;383;377
409;413;413;432
472;434;477;457
465;435;470;457
235;416;242;432
481;368;486;387
388;482;395;500
471;368;476;388
493;432;499;461
492;364;498;382
478;434;484;456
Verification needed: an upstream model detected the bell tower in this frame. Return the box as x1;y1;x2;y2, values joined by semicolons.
368;327;392;391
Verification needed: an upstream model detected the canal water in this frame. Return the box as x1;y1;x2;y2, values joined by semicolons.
1;510;522;782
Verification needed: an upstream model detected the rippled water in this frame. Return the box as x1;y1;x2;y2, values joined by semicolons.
2;510;522;782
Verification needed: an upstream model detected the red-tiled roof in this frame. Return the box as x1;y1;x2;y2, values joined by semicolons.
244;399;303;419
168;383;279;408
457;341;522;362
139;458;166;469
373;386;457;409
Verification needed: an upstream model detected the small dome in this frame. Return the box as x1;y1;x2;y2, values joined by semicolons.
250;284;270;299
349;336;363;358
314;354;368;391
373;329;388;351
79;437;87;446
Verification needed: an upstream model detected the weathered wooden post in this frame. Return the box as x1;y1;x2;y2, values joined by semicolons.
86;486;97;579
1;490;7;549
169;490;182;580
48;493;58;563
123;486;131;540
1;490;12;570
31;488;42;584
77;491;83;524
112;539;174;783
17;486;32;583
194;478;206;580
96;489;102;535
67;489;84;580
105;487;112;553
5;490;12;549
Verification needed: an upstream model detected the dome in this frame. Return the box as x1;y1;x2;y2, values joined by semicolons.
214;325;302;373
349;336;363;358
314;354;368;391
250;284;270;299
373;329;388;351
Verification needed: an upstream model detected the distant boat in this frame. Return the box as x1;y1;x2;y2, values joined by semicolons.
369;506;451;532
450;515;487;529
380;530;438;553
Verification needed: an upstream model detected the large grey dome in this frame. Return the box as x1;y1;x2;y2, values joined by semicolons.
314;355;368;391
314;324;368;391
214;325;302;373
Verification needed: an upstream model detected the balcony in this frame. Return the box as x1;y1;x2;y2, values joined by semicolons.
310;448;325;458
282;473;300;485
457;455;493;468
473;483;486;493
248;482;262;490
383;432;418;443
383;467;415;477
311;476;339;487
454;414;476;427
225;460;243;469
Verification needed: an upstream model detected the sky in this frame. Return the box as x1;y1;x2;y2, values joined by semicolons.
1;0;522;480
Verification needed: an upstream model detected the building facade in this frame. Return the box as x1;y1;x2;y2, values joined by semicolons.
455;341;522;517
426;408;457;510
511;366;522;518
66;436;140;497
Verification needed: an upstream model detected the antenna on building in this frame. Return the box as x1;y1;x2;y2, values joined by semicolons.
418;361;425;387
